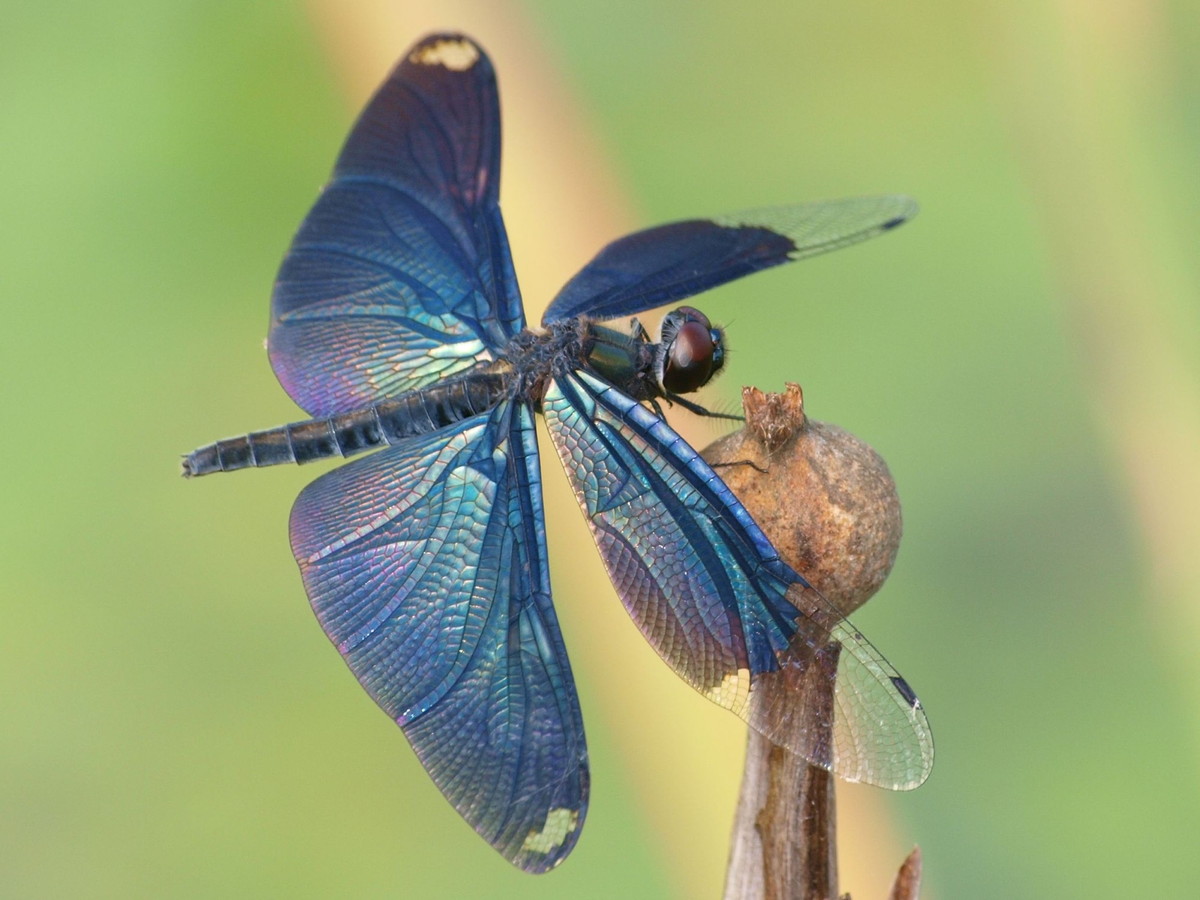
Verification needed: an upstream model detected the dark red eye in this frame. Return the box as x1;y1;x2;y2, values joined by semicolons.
662;309;724;393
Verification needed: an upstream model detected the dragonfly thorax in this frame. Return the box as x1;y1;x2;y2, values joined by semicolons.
510;307;727;407
501;316;674;407
498;318;591;406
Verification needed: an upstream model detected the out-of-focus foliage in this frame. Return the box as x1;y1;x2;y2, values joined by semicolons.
3;1;1198;897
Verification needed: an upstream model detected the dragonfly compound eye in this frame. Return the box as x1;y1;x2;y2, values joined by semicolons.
661;307;724;394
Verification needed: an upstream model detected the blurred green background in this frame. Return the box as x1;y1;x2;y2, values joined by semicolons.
5;1;1200;897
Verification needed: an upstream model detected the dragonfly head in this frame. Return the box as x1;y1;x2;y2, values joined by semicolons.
656;306;726;395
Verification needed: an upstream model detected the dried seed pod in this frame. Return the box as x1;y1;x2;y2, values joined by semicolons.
702;383;901;617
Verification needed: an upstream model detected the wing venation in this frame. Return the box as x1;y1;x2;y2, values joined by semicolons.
269;33;523;417
289;401;588;870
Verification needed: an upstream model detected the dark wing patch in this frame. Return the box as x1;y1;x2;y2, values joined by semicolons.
270;34;523;416
543;196;917;323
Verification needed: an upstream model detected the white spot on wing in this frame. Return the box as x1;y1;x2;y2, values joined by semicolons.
522;807;579;855
409;37;479;71
705;667;751;709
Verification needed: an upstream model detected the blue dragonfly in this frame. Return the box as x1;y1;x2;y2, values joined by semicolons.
184;33;932;872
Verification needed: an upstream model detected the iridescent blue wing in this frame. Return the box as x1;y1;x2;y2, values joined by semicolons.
269;34;523;417
542;196;916;324
542;371;933;789
288;401;588;871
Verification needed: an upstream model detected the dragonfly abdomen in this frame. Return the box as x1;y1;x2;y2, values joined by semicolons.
183;373;507;477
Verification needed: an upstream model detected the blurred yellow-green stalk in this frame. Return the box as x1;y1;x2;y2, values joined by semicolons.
4;1;1199;897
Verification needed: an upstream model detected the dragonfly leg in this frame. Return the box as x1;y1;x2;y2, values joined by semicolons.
710;458;769;474
665;392;745;422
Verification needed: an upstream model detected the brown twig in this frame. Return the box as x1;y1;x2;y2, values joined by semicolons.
723;650;840;900
888;848;922;900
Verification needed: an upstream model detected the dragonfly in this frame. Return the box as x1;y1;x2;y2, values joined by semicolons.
184;33;933;872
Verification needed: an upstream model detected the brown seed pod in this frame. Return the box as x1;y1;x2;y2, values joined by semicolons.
701;383;902;616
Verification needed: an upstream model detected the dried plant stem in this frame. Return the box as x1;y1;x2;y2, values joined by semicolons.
888;848;922;900
723;649;839;900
